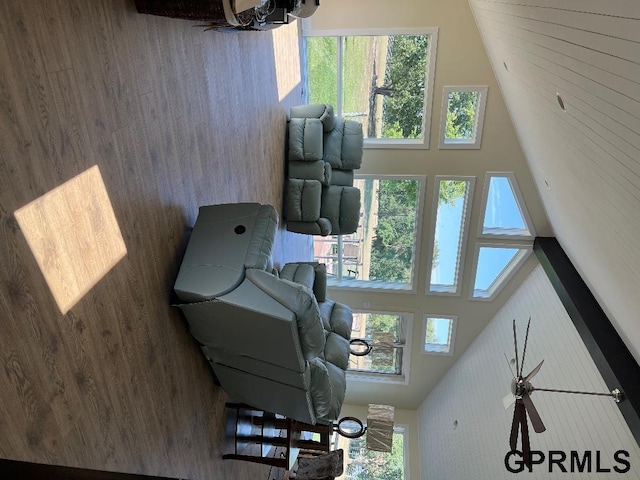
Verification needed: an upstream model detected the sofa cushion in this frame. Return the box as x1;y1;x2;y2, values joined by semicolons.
340;120;364;170
319;300;353;340
279;263;316;290
308;358;332;418
324;331;350;370
320;186;361;235
289;118;324;162
325;361;347;421
287;179;322;222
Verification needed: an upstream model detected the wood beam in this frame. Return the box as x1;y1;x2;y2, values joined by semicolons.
534;237;640;446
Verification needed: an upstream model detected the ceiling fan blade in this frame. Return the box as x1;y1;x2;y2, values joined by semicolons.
510;400;522;450
519;403;531;468
522;394;546;433
512;319;520;377
503;392;515;410
519;317;531;378
524;359;544;382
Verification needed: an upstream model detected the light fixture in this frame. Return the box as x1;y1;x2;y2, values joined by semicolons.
333;404;396;453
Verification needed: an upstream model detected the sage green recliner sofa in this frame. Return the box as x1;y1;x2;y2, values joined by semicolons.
285;104;363;236
173;202;353;424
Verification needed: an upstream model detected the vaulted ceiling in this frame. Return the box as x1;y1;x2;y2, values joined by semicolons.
469;0;640;365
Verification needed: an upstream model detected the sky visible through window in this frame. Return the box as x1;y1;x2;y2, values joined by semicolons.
429;317;450;345
431;195;466;287
475;247;518;291
483;176;528;234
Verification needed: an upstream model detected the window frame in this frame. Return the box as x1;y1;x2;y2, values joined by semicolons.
346;310;413;385
323;174;427;293
303;27;439;149
425;175;476;297
422;314;458;356
468;172;536;302
438;85;488;150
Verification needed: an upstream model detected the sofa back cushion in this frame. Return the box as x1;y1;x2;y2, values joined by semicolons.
324;332;350;370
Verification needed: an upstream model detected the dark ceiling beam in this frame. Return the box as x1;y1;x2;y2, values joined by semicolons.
534;237;640;447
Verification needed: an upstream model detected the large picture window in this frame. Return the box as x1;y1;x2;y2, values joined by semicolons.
335;426;407;479
305;28;438;148
347;311;412;383
313;175;425;291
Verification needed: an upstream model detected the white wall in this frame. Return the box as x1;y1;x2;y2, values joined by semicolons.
300;0;552;410
417;265;640;479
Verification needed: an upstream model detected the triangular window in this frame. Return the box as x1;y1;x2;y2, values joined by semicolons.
480;173;534;238
472;245;532;300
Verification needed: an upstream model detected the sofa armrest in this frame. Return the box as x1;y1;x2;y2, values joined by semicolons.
174;203;277;302
288;160;331;185
286;219;332;236
246;269;326;361
290;104;336;132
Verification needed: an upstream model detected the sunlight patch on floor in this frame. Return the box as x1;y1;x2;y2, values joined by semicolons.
14;165;127;314
272;23;303;102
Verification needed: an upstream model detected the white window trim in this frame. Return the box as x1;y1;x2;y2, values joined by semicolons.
477;172;536;241
469;243;533;301
303;27;439;149
422;314;458;356
425;176;476;297
438;85;488;150
329;174;426;293
346;310;413;385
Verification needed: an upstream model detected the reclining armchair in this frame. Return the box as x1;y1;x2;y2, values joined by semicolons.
285;104;363;236
173;203;353;425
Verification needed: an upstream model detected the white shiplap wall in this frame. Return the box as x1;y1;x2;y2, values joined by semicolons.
417;266;640;479
467;0;640;365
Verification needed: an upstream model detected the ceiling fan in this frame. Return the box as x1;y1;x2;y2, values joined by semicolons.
504;318;623;467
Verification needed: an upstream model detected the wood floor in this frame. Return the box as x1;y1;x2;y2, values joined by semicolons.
0;1;312;478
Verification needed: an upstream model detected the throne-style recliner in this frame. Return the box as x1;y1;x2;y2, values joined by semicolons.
173;203;353;424
285;104;363;236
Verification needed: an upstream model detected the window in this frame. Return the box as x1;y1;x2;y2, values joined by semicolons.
347;311;412;383
469;173;535;301
479;173;533;239
426;177;475;295
438;86;488;149
305;28;439;148
471;244;531;300
313;175;425;291
335;427;407;480
423;315;457;355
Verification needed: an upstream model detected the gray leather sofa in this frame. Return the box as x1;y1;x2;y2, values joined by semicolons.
173;203;353;424
285;104;363;236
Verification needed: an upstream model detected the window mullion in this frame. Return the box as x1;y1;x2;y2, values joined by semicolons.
337;235;344;281
336;36;343;117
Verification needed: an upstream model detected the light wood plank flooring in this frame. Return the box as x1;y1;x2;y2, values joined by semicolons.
0;1;311;478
